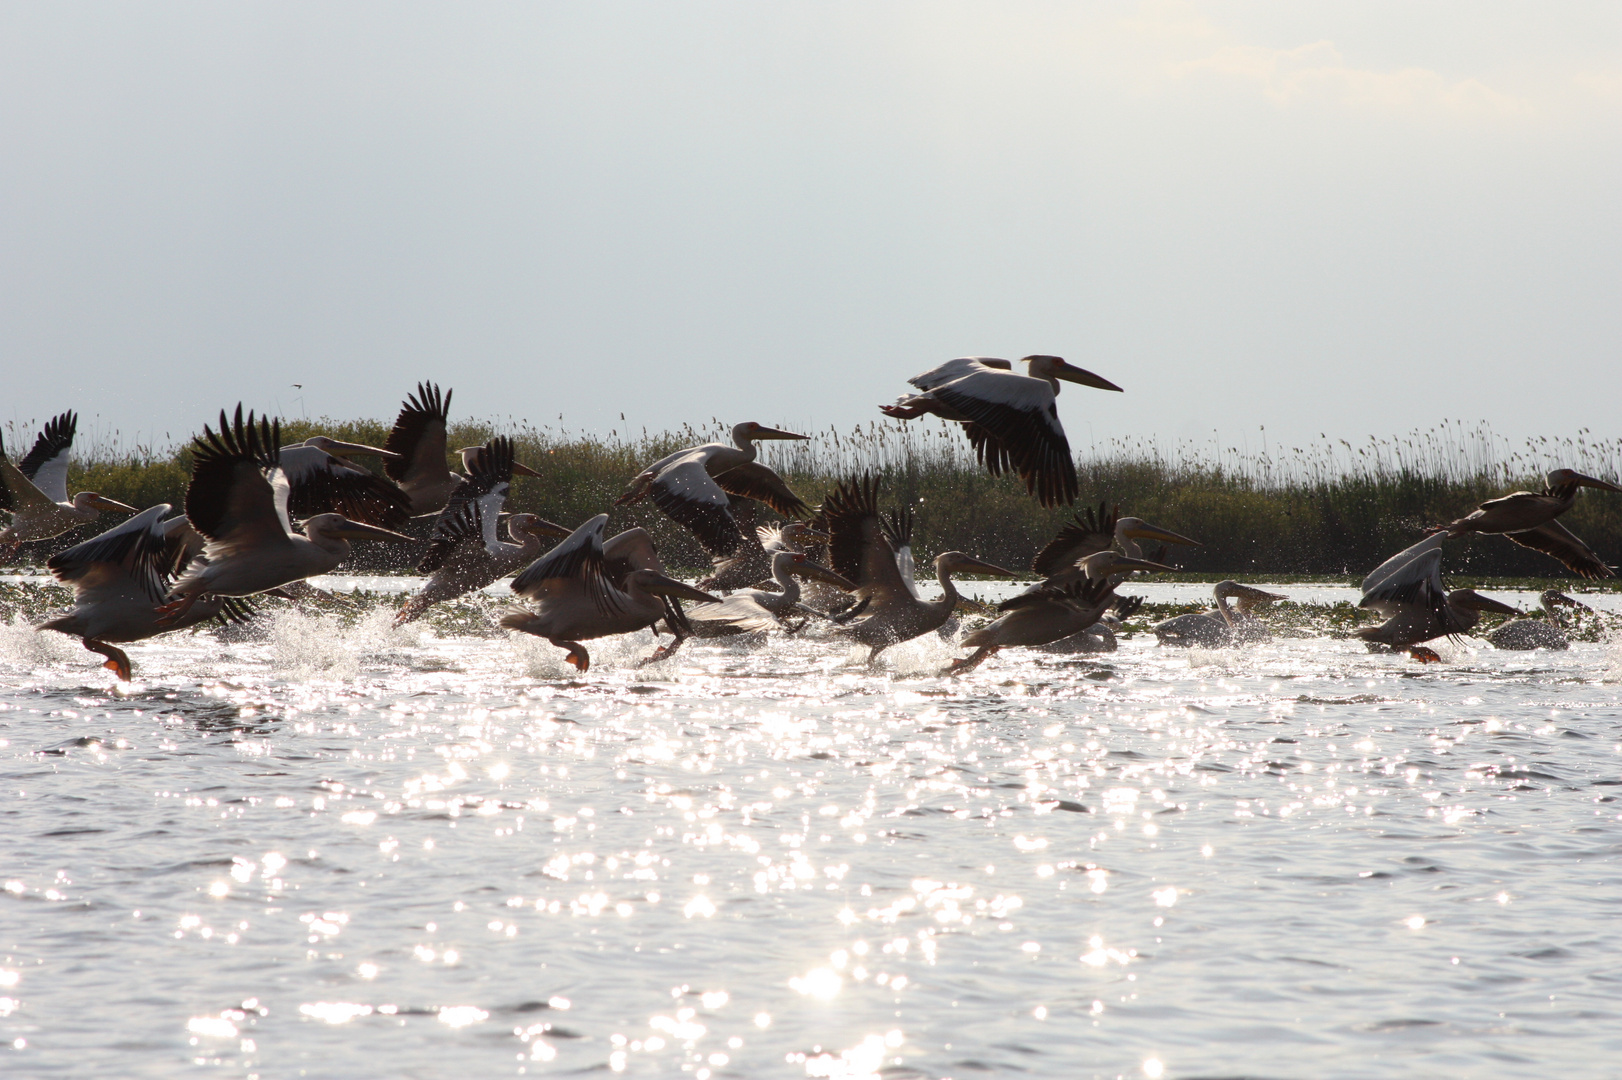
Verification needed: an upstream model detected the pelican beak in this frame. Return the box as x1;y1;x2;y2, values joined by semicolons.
1111;557;1177;574
331;521;416;543
951;556;1023;577
1232;585;1288;605
323;440;399;459
1574;472;1622;493
1123;523;1201;547
794;563;856;590
1055;362;1124;393
754;427;810;441
90;496;139;513
642;574;722;605
526;518;573;539
512;461;544;478
1454;590;1521;616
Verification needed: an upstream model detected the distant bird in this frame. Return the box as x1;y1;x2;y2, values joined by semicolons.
1487;590;1589;651
822;475;1018;662
615;422;813;556
501;513;719;671
279;434;413;531
945;551;1172;674
880;356;1123;507
1153;582;1288;647
394;437;570;626
1354;534;1520;661
1438;468;1621;579
158;407;414;624
686;550;855;636
37;504;252;680
0;411;136;553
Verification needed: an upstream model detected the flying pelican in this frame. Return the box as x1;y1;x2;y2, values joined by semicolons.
1153;582;1288;647
1487;591;1590;651
157;407;415;623
393;437;571;626
0;411;136;553
615;423;813;556
1030;502;1199;586
1439;469;1621;579
1036;594;1146;654
686;550;856;636
501;514;719;671
1354;534;1520;661
879;356;1123;507
280;434;413;530
37;504;254;680
945;551;1173;674
822;475;1018;662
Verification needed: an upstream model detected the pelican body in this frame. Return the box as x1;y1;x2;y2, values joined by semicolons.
616;423;813;556
502;514;720;671
1487;591;1588;651
1354;534;1521;661
1441;469;1621;579
880;356;1123;508
1153;582;1288;647
1;411;136;551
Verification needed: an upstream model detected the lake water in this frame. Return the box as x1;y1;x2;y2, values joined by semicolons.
2;578;1621;1079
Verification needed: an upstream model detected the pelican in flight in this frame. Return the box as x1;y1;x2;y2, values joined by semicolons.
1153;582;1288;647
1354;534;1520;661
615;422;813;556
1439;468;1621;579
1030;501;1199;588
945;551;1172;674
280;434;413;531
378;383;543;517
1487;591;1589;651
686;550;855;636
0;411;136;553
394;436;570;626
37;504;253;680
158;407;414;623
880;356;1123;508
822;475;1018;662
501;514;720;671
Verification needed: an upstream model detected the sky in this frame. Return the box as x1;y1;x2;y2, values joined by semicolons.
3;1;1619;463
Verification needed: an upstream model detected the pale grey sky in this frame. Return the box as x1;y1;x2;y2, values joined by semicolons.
4;2;1619;461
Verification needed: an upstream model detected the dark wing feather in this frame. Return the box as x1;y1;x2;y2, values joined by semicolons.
511;518;625;617
1506;521;1614;580
1031;501;1118;575
383;382;451;484
417;497;482;575
46;505;172;603
284;453;413;530
185;407;281;542
820;474;908;600
651;484;740;557
17;410;76;482
881;503;913;551
712;462;812;520
936;386;1077;508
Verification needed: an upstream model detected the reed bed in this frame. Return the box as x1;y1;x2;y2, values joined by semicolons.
6;416;1622;579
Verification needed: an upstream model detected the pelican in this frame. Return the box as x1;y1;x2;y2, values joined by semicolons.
501;514;720;671
945;552;1173;674
822;475;1018;662
0;411;136;553
279;435;413;530
616;423;813;555
36;504;255;680
1152;582;1287;647
695;499;773;591
1487;591;1589;651
1439;469;1621;579
157;407;415;623
686;550;856;636
1036;594;1146;654
394;437;571;626
1354;534;1520;661
1030;502;1199;586
879;356;1123;507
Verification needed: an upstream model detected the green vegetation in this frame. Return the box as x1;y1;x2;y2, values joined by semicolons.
7;416;1622;580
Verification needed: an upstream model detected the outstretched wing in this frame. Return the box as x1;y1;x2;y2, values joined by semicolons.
822;475;910;606
933;370;1077;508
1506;521;1614;580
46;503;173;603
17;411;77;504
383;382;452;486
712;461;811;520
650;453;741;557
1031;501;1118;576
511;513;623;617
185;406;287;548
1360;533;1447;618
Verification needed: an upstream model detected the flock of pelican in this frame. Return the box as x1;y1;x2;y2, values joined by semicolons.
3;361;1618;681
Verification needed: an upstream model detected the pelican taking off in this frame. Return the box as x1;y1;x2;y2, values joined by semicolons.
1030;501;1199;587
1152;582;1288;647
880;356;1123;508
1439;468;1621;579
280;435;413;531
686;550;855;636
502;514;720;671
1487;591;1589;651
1354;533;1520;661
1;411;136;553
615;422;813;556
159;407;414;623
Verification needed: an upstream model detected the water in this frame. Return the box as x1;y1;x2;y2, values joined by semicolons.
2;580;1621;1079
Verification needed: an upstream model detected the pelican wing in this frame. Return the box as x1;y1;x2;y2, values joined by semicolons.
185;407;288;548
420;437;516;572
650;454;740;556
382;382;452;485
603;527;665;582
712;462;812;520
881;504;919;598
417;496;484;575
822;475;910;605
281;445;413;530
932;372;1077;508
16;411;77;504
46;503;173;603
687;593;781;632
0;457;55;514
1506;521;1614;580
1359;534;1446;617
908;357;1012;392
1031;501;1118;576
511;513;623;616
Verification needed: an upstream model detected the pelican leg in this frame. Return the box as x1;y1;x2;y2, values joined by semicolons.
554;641;590;672
1407;646;1443;663
154;592;203;627
878;404;927;420
84;639;133;682
941;645;998;676
639;633;686;667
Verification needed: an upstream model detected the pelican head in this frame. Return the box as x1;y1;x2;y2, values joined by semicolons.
1541;590;1591;613
1546;468;1622;493
624;570;721;605
933;552;1021;577
1021;355;1123;393
72;492;139;514
301;514;416;544
1118;518;1201;547
302;435;400;460
778;551;855;590
1080;552;1176;579
1448;589;1521;617
732;422;810;445
509;514;572;542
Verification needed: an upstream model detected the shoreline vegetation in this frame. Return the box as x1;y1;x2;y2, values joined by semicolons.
7;416;1622;581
